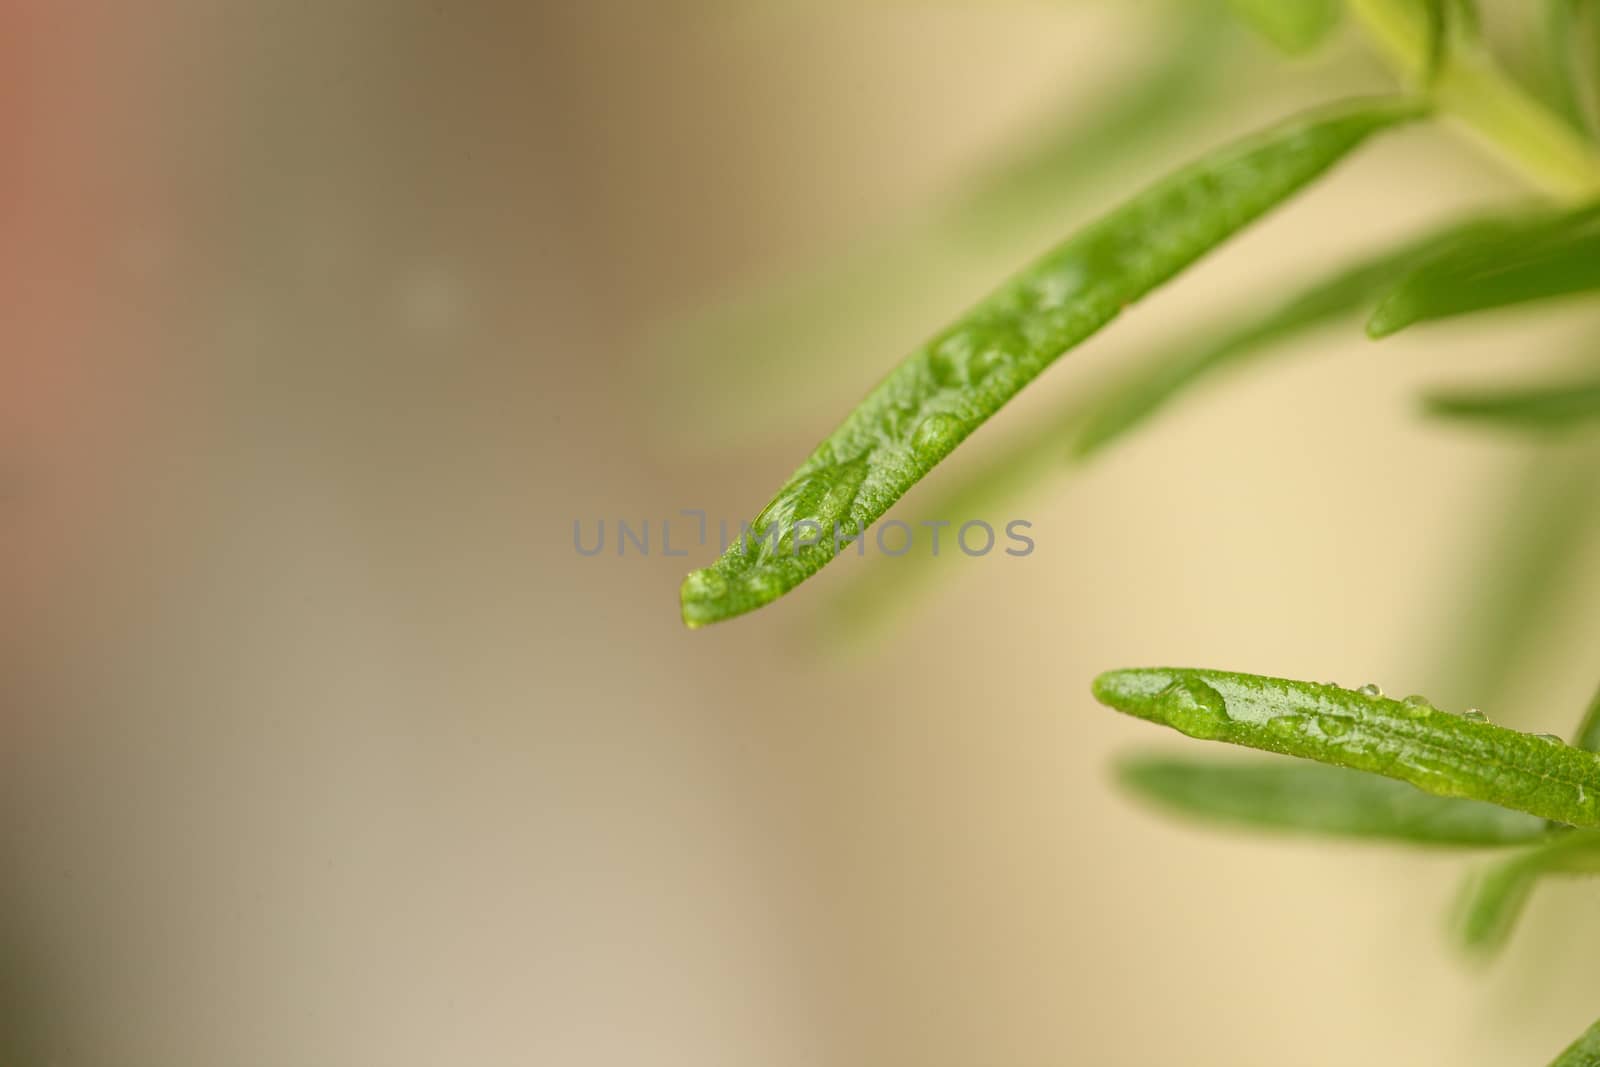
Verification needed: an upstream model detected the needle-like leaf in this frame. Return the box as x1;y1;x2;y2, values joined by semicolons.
1091;668;1600;828
1070;215;1499;459
1117;753;1552;845
1422;0;1449;83
1422;371;1600;429
1453;831;1600;956
1547;1015;1600;1067
1367;204;1600;337
1546;0;1597;138
1226;0;1341;54
1422;439;1600;715
681;98;1426;627
1575;681;1600;753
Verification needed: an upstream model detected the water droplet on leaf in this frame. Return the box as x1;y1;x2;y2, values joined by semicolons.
683;571;727;601
912;413;964;462
744;572;781;600
1155;676;1231;740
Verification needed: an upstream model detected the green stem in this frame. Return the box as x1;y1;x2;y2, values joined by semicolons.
1347;0;1600;199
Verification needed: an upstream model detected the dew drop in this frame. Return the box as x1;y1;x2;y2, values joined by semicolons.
1396;694;1433;718
1318;715;1351;739
1462;708;1488;723
968;347;1008;386
1156;676;1231;740
912;413;964;462
683;571;727;600
1356;683;1383;698
744;571;781;600
1535;733;1565;746
928;336;972;388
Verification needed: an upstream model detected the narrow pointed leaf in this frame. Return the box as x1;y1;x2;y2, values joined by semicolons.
1422;0;1448;82
1423;372;1600;429
1424;439;1600;715
950;8;1234;245
1226;0;1341;53
1118;753;1551;845
1545;0;1597;138
1576;681;1600;752
1071;215;1499;459
1367;204;1600;337
1091;668;1600;828
1547;1016;1600;1067
1454;831;1600;955
680;98;1426;627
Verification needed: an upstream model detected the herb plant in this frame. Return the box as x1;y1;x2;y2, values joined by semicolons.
680;1;1600;1061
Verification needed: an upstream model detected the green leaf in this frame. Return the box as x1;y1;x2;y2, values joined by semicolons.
1423;371;1600;429
1575;681;1600;752
1422;0;1448;83
1453;831;1600;955
1117;753;1552;845
1367;204;1600;337
1546;0;1599;138
1424;440;1600;715
1547;1015;1600;1067
1227;0;1341;53
679;98;1427;627
1070;215;1499;460
1090;668;1600;828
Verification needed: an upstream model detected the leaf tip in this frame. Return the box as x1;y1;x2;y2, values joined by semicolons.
1091;668;1175;712
1364;297;1413;339
679;569;724;630
681;563;791;628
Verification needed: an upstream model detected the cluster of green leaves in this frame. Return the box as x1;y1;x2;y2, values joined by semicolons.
680;1;1600;1061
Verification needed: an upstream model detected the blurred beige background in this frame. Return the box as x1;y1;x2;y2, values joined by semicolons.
5;2;1600;1064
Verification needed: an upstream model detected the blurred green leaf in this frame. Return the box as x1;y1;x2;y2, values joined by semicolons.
1425;439;1600;716
1227;0;1341;53
1118;753;1552;845
1547;1015;1600;1067
949;8;1236;245
1071;215;1499;460
1453;831;1600;956
1423;370;1600;429
1091;668;1600;827
1575;681;1600;752
1367;204;1600;337
1548;1;1588;132
682;98;1425;626
1422;0;1448;82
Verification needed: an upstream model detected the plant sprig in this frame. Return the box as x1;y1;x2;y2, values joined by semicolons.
682;2;1600;1060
